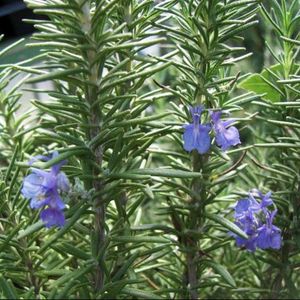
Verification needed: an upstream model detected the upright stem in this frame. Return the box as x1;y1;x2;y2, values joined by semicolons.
88;49;106;293
186;251;198;299
269;4;296;297
185;152;206;299
80;2;105;291
110;2;132;276
91;105;105;291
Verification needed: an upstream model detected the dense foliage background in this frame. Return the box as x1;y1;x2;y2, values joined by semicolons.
0;0;299;299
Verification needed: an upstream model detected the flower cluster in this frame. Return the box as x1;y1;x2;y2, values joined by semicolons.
183;105;240;154
22;151;69;228
232;191;281;251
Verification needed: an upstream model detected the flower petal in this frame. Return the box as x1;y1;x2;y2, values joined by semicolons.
234;198;251;216
270;229;281;249
190;105;203;124
216;126;240;151
40;208;65;228
183;124;196;152
57;172;70;192
261;191;273;208
234;233;257;252
210;111;222;123
30;168;56;191
30;195;49;209
51;151;67;175
48;191;66;210
195;124;211;154
28;154;51;165
22;173;44;199
256;225;281;250
256;226;270;249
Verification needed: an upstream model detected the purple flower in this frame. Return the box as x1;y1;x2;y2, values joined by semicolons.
231;190;281;251
40;208;65;228
210;111;240;151
235;231;258;252
256;210;281;250
259;191;273;208
22;168;66;210
22;151;69;228
234;196;259;219
232;201;259;252
183;106;211;154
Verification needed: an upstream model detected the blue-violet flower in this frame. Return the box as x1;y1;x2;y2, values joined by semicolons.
231;191;281;251
256;210;281;250
22;151;69;228
210;111;240;151
183;106;211;154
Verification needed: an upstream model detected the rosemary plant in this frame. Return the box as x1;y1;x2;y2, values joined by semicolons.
151;1;259;298
3;0;172;298
239;0;300;298
0;0;299;299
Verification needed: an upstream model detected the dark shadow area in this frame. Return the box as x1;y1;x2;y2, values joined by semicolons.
0;0;46;41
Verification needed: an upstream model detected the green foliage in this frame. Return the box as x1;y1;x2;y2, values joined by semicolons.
234;0;300;298
239;65;284;102
0;0;299;299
